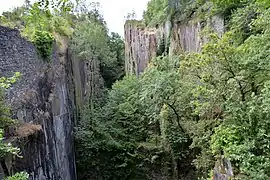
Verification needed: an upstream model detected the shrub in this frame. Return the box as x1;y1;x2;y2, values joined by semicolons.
32;30;54;60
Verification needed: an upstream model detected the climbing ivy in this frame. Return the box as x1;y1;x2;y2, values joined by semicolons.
32;30;54;60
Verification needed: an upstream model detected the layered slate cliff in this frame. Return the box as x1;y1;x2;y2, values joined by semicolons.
124;16;224;75
124;21;157;76
0;26;76;180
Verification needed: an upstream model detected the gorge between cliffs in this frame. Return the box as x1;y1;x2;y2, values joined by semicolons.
0;0;270;180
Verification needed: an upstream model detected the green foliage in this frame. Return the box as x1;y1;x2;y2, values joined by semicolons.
179;2;270;178
0;73;21;129
70;16;111;63
76;57;194;179
0;6;26;29
75;76;143;179
143;0;169;26
0;74;27;179
168;0;201;22
70;11;125;89
211;0;244;13
32;30;54;60
1;0;75;60
21;2;54;60
5;172;29;180
0;72;21;89
133;1;270;179
0;74;20;153
103;32;125;87
2;0;269;179
0;130;20;159
0;91;15;129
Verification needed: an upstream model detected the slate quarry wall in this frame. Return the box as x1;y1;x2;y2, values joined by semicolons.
0;26;76;180
124;16;224;75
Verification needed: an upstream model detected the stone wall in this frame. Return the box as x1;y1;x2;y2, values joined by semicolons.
0;26;76;180
124;16;224;75
124;21;157;76
169;15;224;54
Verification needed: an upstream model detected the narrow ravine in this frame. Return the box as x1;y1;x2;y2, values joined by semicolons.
0;0;270;179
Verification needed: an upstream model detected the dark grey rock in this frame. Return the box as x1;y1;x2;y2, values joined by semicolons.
0;26;76;180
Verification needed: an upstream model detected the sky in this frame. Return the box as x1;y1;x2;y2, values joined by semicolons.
0;0;149;36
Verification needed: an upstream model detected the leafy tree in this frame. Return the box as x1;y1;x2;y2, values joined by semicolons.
1;0;74;60
101;32;125;88
76;57;195;179
179;2;270;177
143;0;169;26
70;17;112;65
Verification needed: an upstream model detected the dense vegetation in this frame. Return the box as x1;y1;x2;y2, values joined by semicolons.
136;0;270;179
79;0;270;179
0;0;125;179
1;0;270;179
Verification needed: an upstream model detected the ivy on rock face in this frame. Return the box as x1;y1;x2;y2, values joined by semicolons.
32;30;54;60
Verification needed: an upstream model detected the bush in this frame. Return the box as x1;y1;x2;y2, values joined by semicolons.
32;30;54;60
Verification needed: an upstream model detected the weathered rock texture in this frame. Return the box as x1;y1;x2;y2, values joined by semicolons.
72;56;104;110
0;26;76;180
124;21;157;76
124;16;224;75
213;157;233;180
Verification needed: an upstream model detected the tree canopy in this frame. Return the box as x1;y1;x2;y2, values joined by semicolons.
1;0;270;179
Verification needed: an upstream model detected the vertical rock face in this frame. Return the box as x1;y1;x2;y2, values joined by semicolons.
124;21;157;76
213;157;233;180
170;21;203;53
72;57;104;108
124;16;224;74
0;26;76;179
170;16;224;54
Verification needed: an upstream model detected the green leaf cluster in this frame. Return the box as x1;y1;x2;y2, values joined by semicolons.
5;172;29;180
0;73;21;129
143;0;169;26
70;9;125;89
179;2;270;178
1;0;75;60
0;130;20;159
32;30;54;60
